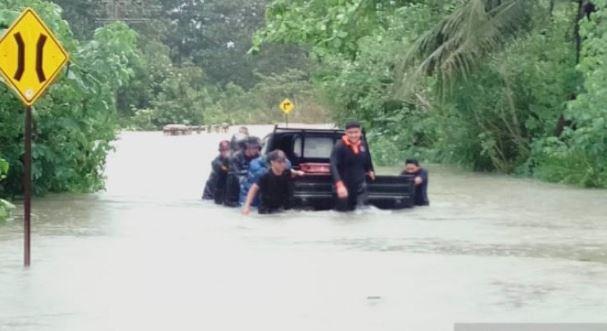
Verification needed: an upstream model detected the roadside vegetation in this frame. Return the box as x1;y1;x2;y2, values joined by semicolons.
0;158;13;220
254;0;607;187
1;0;606;204
0;0;326;199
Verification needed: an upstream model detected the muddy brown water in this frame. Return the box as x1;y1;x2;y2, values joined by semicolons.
1;127;606;330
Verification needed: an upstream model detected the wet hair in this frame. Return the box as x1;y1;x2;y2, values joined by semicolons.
218;140;230;151
245;136;261;150
345;121;361;130
405;159;420;166
268;149;287;162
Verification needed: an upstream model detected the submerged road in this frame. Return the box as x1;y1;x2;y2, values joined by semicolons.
1;127;606;330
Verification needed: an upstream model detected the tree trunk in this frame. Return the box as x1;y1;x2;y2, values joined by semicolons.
574;0;584;64
556;0;585;137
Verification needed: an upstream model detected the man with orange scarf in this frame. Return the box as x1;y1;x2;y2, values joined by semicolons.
330;121;375;211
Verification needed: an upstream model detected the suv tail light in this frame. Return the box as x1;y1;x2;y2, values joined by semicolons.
299;163;331;174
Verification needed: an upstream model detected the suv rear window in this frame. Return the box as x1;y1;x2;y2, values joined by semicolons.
293;136;335;159
304;137;334;158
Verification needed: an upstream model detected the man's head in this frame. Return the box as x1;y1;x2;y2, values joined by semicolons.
404;159;421;174
267;149;287;173
244;137;261;158
218;140;231;158
345;121;362;143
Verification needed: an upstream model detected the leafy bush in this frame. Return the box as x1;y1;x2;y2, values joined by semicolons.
0;157;14;221
532;2;607;187
0;1;140;196
127;68;327;129
256;0;607;191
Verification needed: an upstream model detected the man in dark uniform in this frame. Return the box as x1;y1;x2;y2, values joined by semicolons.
224;136;261;207
330;121;375;212
401;159;429;206
202;140;231;204
241;150;303;215
230;126;249;152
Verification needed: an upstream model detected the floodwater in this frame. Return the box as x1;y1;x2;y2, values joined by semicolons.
1;127;606;331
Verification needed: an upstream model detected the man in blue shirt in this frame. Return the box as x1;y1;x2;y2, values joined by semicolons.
401;159;429;206
224;137;261;207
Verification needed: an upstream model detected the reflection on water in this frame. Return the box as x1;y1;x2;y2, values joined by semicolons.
1;127;606;331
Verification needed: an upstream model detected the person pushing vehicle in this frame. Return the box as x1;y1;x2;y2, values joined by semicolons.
202;140;231;204
330;121;375;212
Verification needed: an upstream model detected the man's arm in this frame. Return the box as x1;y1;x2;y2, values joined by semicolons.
420;169;429;184
365;156;375;180
363;142;375;180
242;184;260;215
290;169;305;177
330;143;343;184
414;169;428;186
212;157;226;173
330;143;348;198
230;153;246;174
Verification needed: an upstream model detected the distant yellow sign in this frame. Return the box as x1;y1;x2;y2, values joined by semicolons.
0;8;69;106
280;98;294;114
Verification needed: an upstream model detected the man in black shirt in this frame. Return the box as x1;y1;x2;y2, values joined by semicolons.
242;150;304;215
202;140;231;204
401;159;429;206
330;121;375;212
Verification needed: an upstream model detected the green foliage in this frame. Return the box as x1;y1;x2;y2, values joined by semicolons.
0;158;14;221
256;0;607;189
144;64;211;127
267;2;441;165
0;198;14;221
403;0;534;88
532;0;607;187
128;68;326;129
0;158;7;181
434;10;578;172
254;0;421;59
0;1;140;196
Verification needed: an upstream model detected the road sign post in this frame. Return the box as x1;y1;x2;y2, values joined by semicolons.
279;98;294;128
24;106;32;267
0;8;70;267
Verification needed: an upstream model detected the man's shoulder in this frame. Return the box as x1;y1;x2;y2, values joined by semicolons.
259;169;275;179
256;170;271;185
250;157;266;168
360;141;368;152
232;151;246;160
333;140;346;150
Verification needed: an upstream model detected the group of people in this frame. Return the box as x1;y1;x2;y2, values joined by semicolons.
202;122;429;215
202;126;269;208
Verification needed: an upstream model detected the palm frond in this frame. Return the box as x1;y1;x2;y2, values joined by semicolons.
398;0;534;96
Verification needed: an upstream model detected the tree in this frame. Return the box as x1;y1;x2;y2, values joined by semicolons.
0;0;140;195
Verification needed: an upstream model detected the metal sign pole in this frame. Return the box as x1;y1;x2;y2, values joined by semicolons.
0;8;70;268
24;105;32;267
285;113;289;128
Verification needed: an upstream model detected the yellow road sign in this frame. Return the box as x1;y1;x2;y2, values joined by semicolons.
280;98;294;114
0;8;69;106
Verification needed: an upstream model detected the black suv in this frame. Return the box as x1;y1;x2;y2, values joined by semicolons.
262;126;415;210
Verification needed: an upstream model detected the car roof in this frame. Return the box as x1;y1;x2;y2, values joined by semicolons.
273;126;345;135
